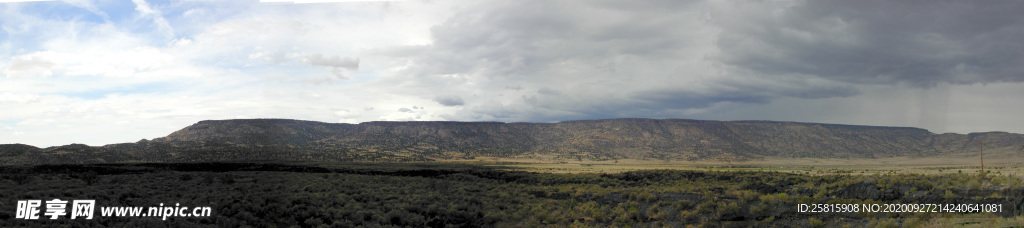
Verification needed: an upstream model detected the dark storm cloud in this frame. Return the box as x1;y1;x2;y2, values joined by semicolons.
632;82;860;110
633;90;767;110
385;0;1024;122
537;87;561;96
711;0;1024;87
395;0;704;81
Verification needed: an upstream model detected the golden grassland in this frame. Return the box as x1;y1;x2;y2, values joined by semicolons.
440;149;1024;226
445;146;1024;176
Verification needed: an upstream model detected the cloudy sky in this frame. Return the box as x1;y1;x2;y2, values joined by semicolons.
2;0;1024;147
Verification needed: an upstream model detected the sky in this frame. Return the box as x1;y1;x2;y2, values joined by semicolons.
2;0;1024;147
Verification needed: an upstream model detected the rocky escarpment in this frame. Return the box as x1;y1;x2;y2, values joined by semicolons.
2;118;1024;165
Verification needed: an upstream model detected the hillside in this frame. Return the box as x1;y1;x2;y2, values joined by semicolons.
2;118;1023;165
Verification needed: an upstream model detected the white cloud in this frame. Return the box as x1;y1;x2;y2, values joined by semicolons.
0;92;40;103
131;0;175;38
41;47;176;78
181;8;204;17
3;52;57;77
261;0;408;3
63;0;109;21
304;54;359;79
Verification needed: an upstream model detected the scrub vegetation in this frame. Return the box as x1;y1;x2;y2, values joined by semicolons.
2;163;1022;227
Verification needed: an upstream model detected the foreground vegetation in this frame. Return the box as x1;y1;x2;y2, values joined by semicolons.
2;163;1023;227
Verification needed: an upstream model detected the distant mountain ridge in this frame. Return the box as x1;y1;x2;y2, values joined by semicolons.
2;118;1023;165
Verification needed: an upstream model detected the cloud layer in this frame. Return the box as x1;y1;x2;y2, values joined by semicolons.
711;0;1024;87
2;0;1024;147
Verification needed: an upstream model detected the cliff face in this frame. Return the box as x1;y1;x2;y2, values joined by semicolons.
148;118;1024;162
3;118;1023;165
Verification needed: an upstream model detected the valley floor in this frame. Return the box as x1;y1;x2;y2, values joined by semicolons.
448;148;1024;177
4;162;1024;227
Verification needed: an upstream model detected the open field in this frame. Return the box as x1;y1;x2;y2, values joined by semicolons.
446;148;1024;177
3;162;1024;227
5;146;1024;227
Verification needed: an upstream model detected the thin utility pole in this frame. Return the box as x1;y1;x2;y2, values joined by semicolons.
980;142;985;174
